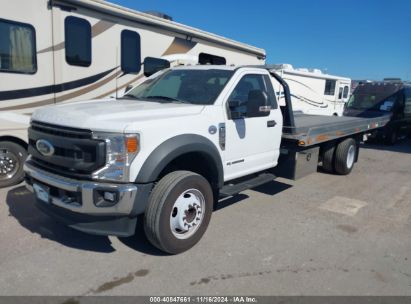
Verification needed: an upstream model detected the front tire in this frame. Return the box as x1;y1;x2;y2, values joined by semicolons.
334;138;357;175
0;141;27;188
144;171;213;254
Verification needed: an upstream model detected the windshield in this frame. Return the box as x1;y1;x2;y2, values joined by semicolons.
346;84;400;112
125;69;234;105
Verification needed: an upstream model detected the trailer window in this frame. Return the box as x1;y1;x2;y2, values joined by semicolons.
65;17;91;67
343;86;350;98
338;87;343;99
0;18;36;74
199;53;226;65
121;30;141;73
324;80;336;95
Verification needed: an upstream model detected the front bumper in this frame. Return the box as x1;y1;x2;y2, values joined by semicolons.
24;161;151;237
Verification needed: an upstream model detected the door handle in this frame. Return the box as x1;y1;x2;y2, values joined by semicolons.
267;120;277;127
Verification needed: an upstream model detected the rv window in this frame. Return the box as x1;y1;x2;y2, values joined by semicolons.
324;80;336;95
199;53;226;65
343;86;349;99
338;87;343;99
65;17;91;67
0;18;36;74
121;30;141;73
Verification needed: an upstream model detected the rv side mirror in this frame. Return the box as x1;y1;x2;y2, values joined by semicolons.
246;90;271;117
143;57;170;77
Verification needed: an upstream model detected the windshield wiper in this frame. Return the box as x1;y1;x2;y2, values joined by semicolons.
118;94;142;100
145;96;188;103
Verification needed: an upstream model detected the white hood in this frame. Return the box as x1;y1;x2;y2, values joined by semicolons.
31;99;205;132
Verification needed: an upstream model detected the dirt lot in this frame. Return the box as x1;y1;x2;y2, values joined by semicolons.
0;139;410;296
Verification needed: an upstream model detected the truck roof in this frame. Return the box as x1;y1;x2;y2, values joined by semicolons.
172;65;238;71
61;0;266;58
354;81;411;93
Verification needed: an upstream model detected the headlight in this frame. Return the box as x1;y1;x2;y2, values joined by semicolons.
91;132;139;182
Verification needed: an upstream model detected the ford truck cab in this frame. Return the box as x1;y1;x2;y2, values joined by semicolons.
24;64;284;253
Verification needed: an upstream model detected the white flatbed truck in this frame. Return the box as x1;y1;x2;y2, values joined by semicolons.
24;60;390;253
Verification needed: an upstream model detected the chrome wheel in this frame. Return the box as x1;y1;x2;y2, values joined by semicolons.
170;188;205;240
0;149;19;181
346;145;355;169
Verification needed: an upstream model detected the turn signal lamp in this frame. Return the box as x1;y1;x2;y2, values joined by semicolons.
126;136;139;153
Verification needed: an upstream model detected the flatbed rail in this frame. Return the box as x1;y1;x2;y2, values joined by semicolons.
282;113;391;147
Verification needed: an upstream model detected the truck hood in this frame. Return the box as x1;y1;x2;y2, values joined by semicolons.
31;99;205;132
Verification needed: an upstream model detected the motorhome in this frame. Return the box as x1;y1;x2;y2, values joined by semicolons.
344;79;411;145
0;0;266;187
270;64;351;117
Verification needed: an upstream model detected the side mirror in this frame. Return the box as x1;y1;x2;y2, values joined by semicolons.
143;57;170;77
246;90;271;117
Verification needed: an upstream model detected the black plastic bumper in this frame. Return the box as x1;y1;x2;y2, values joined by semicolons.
35;199;137;237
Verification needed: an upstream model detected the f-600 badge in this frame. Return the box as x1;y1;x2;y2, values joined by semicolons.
36;139;55;157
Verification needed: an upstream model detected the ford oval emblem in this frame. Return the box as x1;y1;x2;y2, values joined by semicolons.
36;139;55;157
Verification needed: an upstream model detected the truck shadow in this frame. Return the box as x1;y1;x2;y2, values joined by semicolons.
7;179;293;256
215;180;293;211
6;186;116;253
360;137;411;154
118;216;171;256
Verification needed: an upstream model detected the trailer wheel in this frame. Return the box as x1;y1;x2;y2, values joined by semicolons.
384;128;398;145
144;171;213;254
322;145;335;173
0;141;27;188
334;138;357;175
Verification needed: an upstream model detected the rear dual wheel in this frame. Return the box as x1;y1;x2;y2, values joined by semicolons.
334;138;357;175
321;138;357;175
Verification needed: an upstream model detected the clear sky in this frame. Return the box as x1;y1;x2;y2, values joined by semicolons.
110;0;411;81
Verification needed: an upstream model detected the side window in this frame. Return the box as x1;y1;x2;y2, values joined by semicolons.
263;75;278;109
324;79;336;95
228;74;275;118
65;16;91;67
343;86;349;99
405;88;411;114
121;30;141;73
199;53;226;65
0;18;36;74
338;87;343;99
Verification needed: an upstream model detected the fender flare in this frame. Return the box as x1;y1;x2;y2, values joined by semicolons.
135;134;224;187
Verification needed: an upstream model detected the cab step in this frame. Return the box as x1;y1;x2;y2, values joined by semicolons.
219;173;276;197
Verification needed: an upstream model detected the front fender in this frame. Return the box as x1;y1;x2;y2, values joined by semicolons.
135;134;224;187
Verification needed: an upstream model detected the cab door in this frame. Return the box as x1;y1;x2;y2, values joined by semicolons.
222;70;283;181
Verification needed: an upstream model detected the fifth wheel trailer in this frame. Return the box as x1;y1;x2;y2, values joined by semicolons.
270;64;351;117
0;0;266;187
